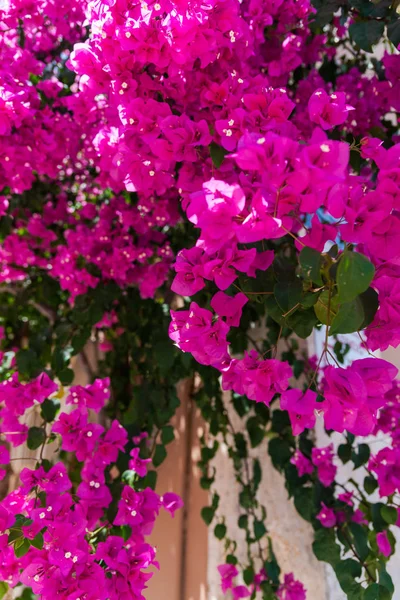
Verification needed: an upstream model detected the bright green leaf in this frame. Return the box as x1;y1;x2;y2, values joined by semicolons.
337;251;375;303
381;505;398;525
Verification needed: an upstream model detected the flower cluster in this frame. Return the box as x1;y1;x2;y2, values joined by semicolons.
0;373;179;599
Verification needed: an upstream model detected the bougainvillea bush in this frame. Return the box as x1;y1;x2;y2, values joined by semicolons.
1;0;400;598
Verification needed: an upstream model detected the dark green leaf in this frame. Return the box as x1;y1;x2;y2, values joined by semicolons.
294;487;314;522
299;247;323;285
287;309;319;339
337;251;375;303
388;18;400;47
142;470;157;490
268;437;292;470
154;341;175;375
58;368;74;385
246;417;264;448
379;562;394;594
41;398;60;423
201;506;215;525
329;298;364;335
209;142;228;168
352;444;371;469
359;287;379;329
274;280;303;313
349;522;370;562
27;427;46;451
364;584;391;600
152;444;167;467
161;425;175;445
381;505;398;525
253;459;262;493
254;520;267;540
313;528;341;565
334;559;363;596
338;443;352;464
214;523;226;540
16;349;42;379
349;20;385;52
243;566;255;586
364;475;378;495
238;515;248;529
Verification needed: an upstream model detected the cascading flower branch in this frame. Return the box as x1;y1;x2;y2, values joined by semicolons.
0;373;182;600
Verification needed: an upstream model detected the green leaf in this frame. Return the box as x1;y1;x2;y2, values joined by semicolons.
142;469;157;490
380;505;398;525
268;437;292;471
264;559;280;585
246;417;264;448
372;503;388;532
334;559;363;596
0;582;8;599
349;20;385;52
364;475;378;495
16;349;42;379
274;280;303;313
161;425;175;445
338;443;352;464
201;506;215;525
314;290;339;325
337;251;375;303
58;367;74;385
359;287;379;329
154;341;176;375
238;515;248;529
349;522;370;562
313;528;341;565
41;398;60;423
287;309;319;339
27;427;46;451
329;298;364;335
379;562;394;595
299;246;323;285
352;444;371;469
254;520;267;540
209;142;228;168
364;584;391;600
253;458;262;493
294;487;314;522
243;566;255;586
388;18;400;47
152;444;167;467
8;528;23;543
14;538;31;558
31;532;44;550
214;523;226;540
